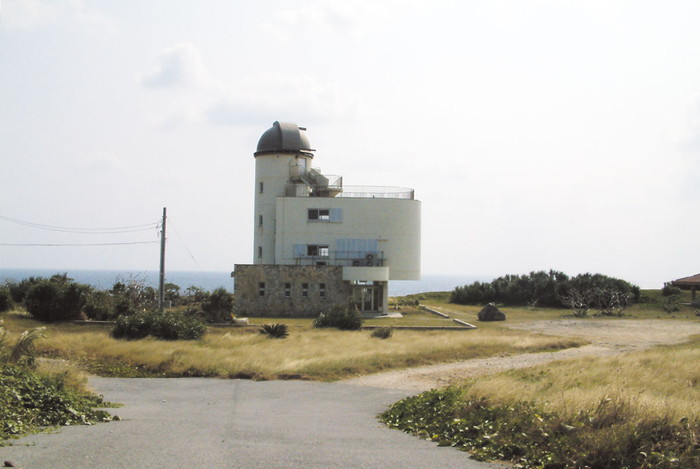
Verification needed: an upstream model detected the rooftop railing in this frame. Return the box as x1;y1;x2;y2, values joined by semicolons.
335;185;415;200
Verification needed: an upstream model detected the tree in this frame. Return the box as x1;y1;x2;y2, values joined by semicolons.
24;274;89;322
164;283;181;306
201;288;234;323
559;289;590;318
110;275;157;314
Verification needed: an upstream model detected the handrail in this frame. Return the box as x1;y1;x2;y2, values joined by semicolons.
336;185;414;200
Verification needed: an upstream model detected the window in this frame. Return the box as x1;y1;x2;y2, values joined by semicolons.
259;181;264;193
258;246;262;259
307;245;329;257
308;208;342;222
258;215;263;227
284;283;291;298
258;282;265;297
319;283;326;299
302;283;309;298
308;209;330;221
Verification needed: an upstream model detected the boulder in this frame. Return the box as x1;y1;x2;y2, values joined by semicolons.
478;303;506;321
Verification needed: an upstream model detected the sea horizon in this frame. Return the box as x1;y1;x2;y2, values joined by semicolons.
0;268;488;297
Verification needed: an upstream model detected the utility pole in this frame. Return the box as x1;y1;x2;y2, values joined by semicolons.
158;207;167;312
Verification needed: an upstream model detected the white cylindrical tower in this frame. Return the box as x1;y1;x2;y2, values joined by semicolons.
253;122;314;264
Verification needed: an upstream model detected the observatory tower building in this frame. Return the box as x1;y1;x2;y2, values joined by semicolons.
233;122;421;316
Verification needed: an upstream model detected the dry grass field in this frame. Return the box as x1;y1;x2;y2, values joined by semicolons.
1;308;584;381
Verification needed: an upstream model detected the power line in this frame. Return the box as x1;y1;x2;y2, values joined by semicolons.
0;214;159;234
0;241;159;247
168;218;202;270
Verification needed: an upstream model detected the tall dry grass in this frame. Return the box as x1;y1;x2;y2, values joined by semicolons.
13;315;587;380
461;334;700;421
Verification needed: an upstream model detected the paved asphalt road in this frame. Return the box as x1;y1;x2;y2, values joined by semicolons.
1;378;504;468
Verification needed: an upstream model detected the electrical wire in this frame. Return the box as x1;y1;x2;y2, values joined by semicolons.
0;214;159;234
0;241;159;247
167;218;202;270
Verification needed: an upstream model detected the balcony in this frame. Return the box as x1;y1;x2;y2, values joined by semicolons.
290;250;386;267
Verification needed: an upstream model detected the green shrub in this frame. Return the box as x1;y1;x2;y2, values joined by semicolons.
0;364;113;442
313;305;362;330
6;277;41;304
662;295;680;313
451;270;640;308
381;389;700;468
111;310;206;341
1;323;115;443
259;323;289;339
661;284;682;297
24;274;89;322
83;290;118;320
201;288;234;323
370;327;393;339
0;287;13;312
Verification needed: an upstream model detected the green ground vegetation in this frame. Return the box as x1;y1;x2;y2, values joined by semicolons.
381;335;700;468
0;320;117;444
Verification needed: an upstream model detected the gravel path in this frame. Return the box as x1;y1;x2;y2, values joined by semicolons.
342;319;700;392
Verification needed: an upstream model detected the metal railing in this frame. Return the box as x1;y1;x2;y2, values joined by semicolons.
288;250;386;267
335;185;414;200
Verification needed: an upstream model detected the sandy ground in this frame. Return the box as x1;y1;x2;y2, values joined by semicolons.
342;319;700;392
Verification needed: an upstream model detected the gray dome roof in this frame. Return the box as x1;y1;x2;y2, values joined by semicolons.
255;121;314;155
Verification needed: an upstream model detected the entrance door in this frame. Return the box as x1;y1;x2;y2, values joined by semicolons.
351;283;384;313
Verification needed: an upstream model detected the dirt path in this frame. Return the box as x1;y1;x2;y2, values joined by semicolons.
342;319;700;392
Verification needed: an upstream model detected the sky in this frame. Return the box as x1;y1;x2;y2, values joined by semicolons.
1;0;699;288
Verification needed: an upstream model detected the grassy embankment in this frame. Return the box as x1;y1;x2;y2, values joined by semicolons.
381;290;700;468
1;304;585;381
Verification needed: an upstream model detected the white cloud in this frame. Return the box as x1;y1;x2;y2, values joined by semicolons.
141;43;210;89
0;0;113;30
141;44;359;127
206;74;360;126
260;0;426;40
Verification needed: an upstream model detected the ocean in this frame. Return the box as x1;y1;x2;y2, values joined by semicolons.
0;268;488;296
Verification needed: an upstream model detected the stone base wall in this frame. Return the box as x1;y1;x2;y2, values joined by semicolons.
233;264;352;317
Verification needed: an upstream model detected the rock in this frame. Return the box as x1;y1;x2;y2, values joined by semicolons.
4;461;16;468
477;303;506;321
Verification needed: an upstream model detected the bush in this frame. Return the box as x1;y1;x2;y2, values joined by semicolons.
0;364;113;442
109;276;157;313
380;389;700;469
83;290;117;320
24;274;89;322
0;287;13;312
259;323;289;339
1;323;114;443
6;277;41;305
201;288;234;323
370;327;393;339
661;284;682;297
313;305;362;330
451;270;640;309
111;310;206;341
662;295;680;313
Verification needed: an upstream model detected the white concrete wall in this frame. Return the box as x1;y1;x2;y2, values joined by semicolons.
253;153;312;264
274;196;421;280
